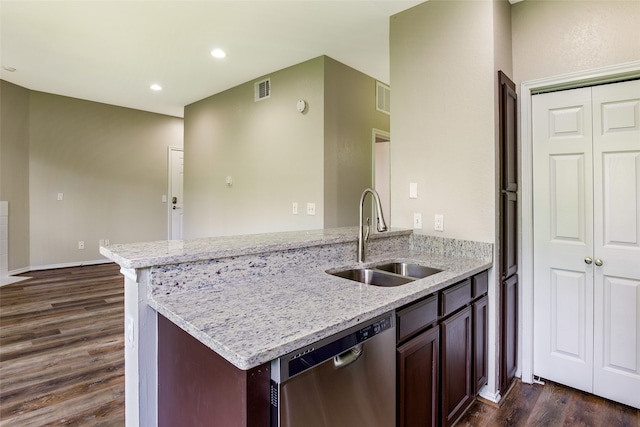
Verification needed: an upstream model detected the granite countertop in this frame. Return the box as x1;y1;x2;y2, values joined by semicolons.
116;228;493;371
100;227;412;269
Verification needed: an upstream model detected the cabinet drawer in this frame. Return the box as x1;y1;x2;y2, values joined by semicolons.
472;271;488;298
440;279;471;317
397;295;438;343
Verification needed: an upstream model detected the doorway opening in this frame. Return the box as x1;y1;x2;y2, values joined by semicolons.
373;129;391;224
168;147;184;240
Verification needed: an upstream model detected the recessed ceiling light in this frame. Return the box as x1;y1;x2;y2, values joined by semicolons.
150;84;162;91
211;48;226;59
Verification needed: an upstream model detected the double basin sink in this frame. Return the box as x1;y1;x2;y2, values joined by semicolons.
328;261;442;287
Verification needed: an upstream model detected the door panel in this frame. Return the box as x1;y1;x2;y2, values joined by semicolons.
549;269;589;362
500;275;518;391
592;79;640;408
533;87;594;393
550;154;587;242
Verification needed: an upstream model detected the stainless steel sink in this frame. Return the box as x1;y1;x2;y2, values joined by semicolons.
374;262;442;279
327;261;442;287
329;268;414;287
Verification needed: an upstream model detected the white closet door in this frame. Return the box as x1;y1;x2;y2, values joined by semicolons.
533;87;595;393
592;80;640;408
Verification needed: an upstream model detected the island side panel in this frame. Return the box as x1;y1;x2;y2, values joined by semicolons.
158;314;271;427
122;267;157;427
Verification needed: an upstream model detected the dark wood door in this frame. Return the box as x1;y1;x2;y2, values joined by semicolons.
397;326;439;427
499;71;518;279
498;70;518;393
501;274;519;392
440;306;473;427
473;295;489;395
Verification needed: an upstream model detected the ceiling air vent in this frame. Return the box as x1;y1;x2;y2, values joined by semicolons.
255;78;271;101
376;81;390;115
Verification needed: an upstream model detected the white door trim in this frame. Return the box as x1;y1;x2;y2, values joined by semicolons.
520;60;640;384
167;146;184;240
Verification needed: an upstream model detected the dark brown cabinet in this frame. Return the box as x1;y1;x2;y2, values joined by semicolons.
498;70;518;393
440;305;473;426
473;295;488;395
501;274;518;391
397;326;440;427
397;270;489;427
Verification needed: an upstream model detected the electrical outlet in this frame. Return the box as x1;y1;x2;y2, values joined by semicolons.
57;193;64;201
105;239;110;246
292;202;298;215
434;214;444;231
78;241;85;250
99;239;105;247
307;203;316;216
413;213;422;229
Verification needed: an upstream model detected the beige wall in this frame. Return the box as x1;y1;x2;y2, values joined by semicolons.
323;57;390;228
184;55;389;238
390;0;498;243
184;57;325;238
4;88;184;269
512;0;640;85
0;81;31;271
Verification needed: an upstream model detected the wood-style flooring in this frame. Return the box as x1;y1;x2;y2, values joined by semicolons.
456;379;640;427
0;263;124;426
1;263;639;426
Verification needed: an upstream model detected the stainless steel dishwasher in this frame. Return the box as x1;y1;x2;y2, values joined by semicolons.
270;312;395;427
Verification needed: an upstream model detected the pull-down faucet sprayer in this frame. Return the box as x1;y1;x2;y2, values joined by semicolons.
358;188;388;263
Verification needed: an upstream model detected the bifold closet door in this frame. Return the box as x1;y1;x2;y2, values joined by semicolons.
591;80;640;409
533;86;595;393
533;79;640;409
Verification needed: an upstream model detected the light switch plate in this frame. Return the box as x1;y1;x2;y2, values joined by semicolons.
409;182;418;199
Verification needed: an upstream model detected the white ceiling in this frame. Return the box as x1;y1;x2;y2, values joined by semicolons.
0;1;424;118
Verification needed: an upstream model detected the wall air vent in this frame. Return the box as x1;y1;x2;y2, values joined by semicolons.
255;78;271;101
376;81;390;115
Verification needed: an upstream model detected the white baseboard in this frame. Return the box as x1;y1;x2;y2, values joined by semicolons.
28;258;113;271
478;385;502;404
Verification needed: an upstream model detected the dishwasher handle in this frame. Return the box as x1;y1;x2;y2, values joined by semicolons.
334;344;363;369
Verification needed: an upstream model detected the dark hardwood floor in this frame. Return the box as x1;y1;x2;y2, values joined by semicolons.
456;380;640;427
1;264;639;426
0;263;125;426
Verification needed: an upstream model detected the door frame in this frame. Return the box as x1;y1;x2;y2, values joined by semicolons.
372;128;391;224
519;60;640;384
167;146;184;240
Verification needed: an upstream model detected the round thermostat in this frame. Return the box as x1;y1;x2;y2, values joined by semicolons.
296;99;307;113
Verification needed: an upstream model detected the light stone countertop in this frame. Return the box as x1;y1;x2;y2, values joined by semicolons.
101;228;493;371
100;227;412;269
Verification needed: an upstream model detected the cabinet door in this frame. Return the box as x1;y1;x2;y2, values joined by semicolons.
473;295;488;395
440;306;473;427
499;71;518;279
397;326;439;427
500;275;518;392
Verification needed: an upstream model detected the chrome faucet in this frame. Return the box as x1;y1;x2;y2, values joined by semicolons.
358;188;388;263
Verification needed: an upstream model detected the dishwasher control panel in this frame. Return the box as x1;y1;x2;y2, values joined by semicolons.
272;313;395;382
356;315;392;342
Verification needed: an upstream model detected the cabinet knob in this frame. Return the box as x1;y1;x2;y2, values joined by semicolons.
595;259;603;267
585;257;593;264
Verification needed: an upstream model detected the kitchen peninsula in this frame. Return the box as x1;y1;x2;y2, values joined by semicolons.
100;227;492;426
